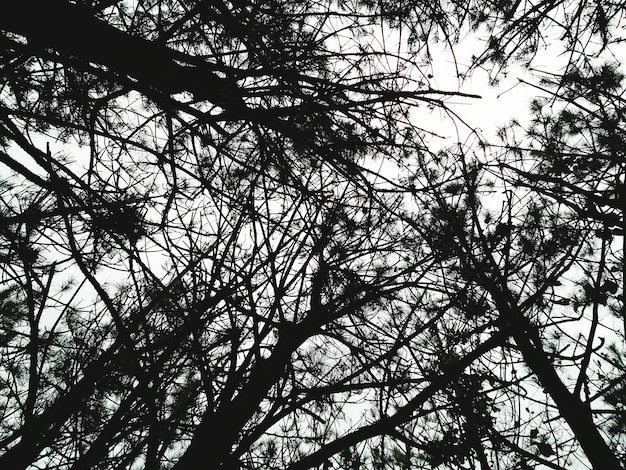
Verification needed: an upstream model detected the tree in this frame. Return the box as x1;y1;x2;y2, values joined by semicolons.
0;0;624;469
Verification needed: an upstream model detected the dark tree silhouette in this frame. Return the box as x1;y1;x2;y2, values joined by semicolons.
0;1;624;469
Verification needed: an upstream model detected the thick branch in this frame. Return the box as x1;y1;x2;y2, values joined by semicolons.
285;333;503;470
0;0;241;108
485;280;623;470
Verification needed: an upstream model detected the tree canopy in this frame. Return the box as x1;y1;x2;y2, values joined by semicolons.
0;0;624;469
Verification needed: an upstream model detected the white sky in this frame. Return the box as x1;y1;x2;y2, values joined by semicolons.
1;7;624;469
